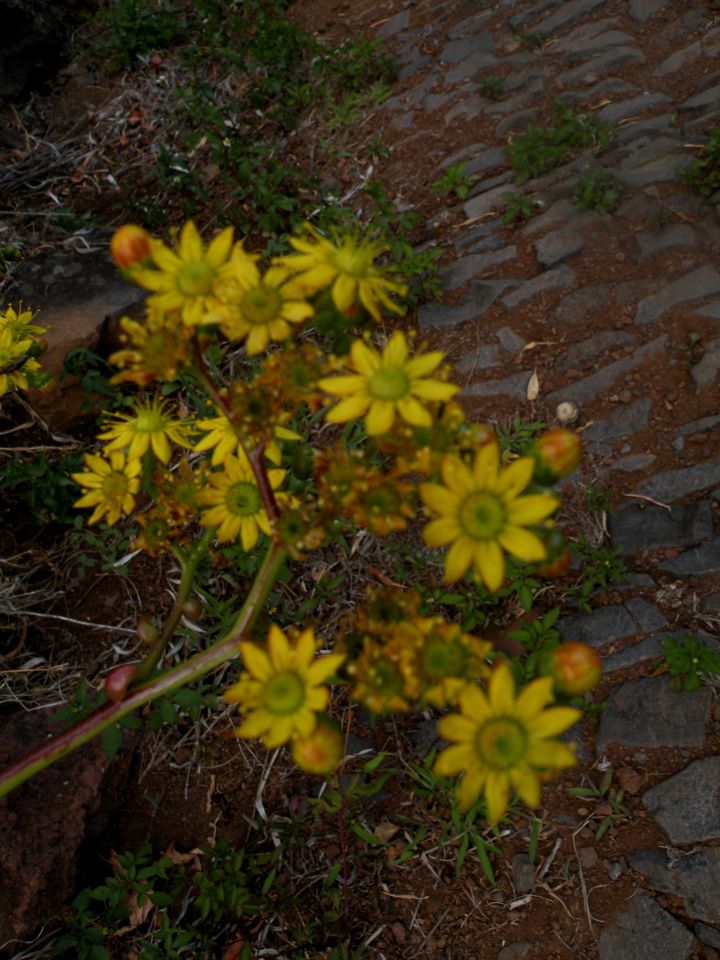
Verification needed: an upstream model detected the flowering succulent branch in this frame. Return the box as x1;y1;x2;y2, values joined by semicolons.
1;218;597;825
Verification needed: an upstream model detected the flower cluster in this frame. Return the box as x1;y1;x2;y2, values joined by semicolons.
65;220;598;824
0;303;47;398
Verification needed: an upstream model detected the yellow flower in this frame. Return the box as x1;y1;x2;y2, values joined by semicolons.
72;451;141;526
318;331;459;435
291;715;345;774
415;619;491;709
110;308;194;386
224;625;345;748
0;328;39;397
193;413;297;467
420;445;558;590
277;223;407;322
198;453;285;547
0;303;46;339
98;396;193;464
130;220;234;326
434;662;580;821
209;245;313;354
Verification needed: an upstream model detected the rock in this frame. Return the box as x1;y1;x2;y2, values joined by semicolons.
624;597;668;632
555;330;635;372
599;891;696;960
609;453;657;472
496;326;526;353
610;501;715;554
634;266;720;325
456;343;501;372
440;33;496;64
502;265;575;309
418;280;517;329
692;340;720;391
531;0;616;37
557;604;637;649
510;853;535;894
635;461;720;502
628;848;720;924
377;10;410;37
557;47;645;86
603;636;664;673
697;924;720;951
629;0;672;19
0;0;83;99
534;227;584;267
642;757;720;843
616;766;644;795
441;247;518;290
682;83;720;112
658;540;720;578
597;676;712;751
598;92;672;124
497;944;533;960
635;224;696;259
546;335;666;406
462;370;534;399
676;414;720;438
578;845;599;869
584;397;652;444
0;708;137;939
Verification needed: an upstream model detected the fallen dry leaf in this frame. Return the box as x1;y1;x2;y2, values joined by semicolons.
526;369;540;401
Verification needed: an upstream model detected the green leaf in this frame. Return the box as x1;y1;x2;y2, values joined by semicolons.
350;823;383;846
472;835;496;884
455;833;470;876
101;725;123;759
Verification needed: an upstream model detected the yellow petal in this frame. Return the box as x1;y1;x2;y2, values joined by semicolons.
458;768;486;810
268;624;291;669
350;339;380;376
496;456;534;499
510;764;542;808
306;652;345;685
505;493;559;525
498;527;546;563
241;517;260;552
423;516;461;547
473;540;505;592
325;394;371;423
383;331;408;366
437;713;477;743
207;226;234;267
529;706;581;739
458;683;491;722
484;770;510;824
263;715;294;747
240;642;273;681
433;742;476;776
411;379;459;401
179;220;203;262
237;710;271;739
444;537;473;582
472;442;500;488
295;628;316;669
488;662;515;713
332;273;357;312
441;454;475;497
514;676;554;721
366;400;395;435
420;482;459;516
397;395;432;427
527;739;577;769
404;351;444;378
317;375;367;396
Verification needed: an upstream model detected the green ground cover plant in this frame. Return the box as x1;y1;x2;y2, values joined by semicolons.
682;126;720;196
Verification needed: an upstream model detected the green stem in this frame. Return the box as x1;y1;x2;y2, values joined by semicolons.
0;543;286;798
132;527;215;685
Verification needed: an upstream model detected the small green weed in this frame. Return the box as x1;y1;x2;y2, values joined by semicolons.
479;75;505;100
507;102;613;185
0;450;84;527
502;191;534;224
68;518;138;580
568;769;630;839
682;127;720;197
573;169;623;213
496;416;547;454
569;537;627;611
508;607;561;682
432;162;473;201
513;32;543;51
88;0;188;67
661;635;720;691
681;331;702;368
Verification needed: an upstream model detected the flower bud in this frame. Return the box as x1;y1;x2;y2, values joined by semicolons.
110;224;152;269
182;598;204;620
291;715;344;774
543;642;602;697
104;664;138;702
530;429;582;486
137;618;159;645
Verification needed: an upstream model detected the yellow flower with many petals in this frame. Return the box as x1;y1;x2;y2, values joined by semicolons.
193;413;298;467
434;661;580;821
224;625;345;748
110;308;194;386
198;453;285;547
72;451;141;526
277;223;407;322
0;303;46;339
209;245;313;354
98;396;192;464
318;331;459;436
420;445;558;591
0;328;40;397
130;221;234;326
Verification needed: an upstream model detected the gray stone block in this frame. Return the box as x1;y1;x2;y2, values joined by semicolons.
585;398;652;444
502;265;575;309
628;847;720;924
597;676;711;750
642;756;720;843
558;605;637;648
546;336;666;406
634;266;720;325
598;892;695;960
609;501;715;553
658;540;720;578
534;227;584;267
636;460;720;501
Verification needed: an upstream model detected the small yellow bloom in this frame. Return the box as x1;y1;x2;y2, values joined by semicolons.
130;220;234;326
434;662;580;821
0;303;46;339
98;396;192;464
421;444;558;591
209;245;313;354
110;308;193;386
193;413;296;467
291;715;345;774
198;453;285;547
72;451;141;526
0;328;39;397
318;331;458;436
224;625;345;749
277;223;407;322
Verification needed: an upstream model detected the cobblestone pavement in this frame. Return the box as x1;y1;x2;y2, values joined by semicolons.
373;2;720;957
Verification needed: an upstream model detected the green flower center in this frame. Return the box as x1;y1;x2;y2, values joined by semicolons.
476;718;527;770
423;637;466;680
333;242;371;278
177;261;215;297
459;492;505;540
368;366;410;401
226;481;262;517
263;670;305;714
368;657;405;697
101;471;130;502
364;486;399;514
134;406;168;433
241;285;282;325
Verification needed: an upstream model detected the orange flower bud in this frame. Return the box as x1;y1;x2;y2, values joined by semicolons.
110;224;152;269
531;429;582;485
182;598;204;620
536;547;572;577
291;715;344;774
104;664;138;702
545;642;602;697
